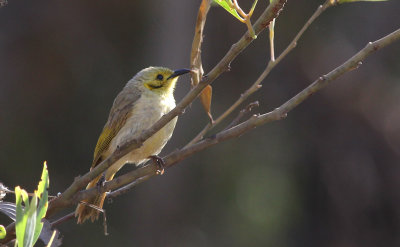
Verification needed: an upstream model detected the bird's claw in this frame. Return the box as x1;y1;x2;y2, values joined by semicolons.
149;155;165;175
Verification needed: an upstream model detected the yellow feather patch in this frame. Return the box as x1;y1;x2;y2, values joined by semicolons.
92;110;132;167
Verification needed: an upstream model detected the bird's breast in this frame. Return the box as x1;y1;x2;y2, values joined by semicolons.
110;93;177;165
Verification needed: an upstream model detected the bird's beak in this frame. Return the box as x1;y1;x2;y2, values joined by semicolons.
167;69;191;80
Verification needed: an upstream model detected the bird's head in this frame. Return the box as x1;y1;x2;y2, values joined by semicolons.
131;67;191;96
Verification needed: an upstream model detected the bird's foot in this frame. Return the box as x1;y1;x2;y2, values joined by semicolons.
149;155;165;175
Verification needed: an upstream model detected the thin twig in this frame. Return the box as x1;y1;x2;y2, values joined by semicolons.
190;0;211;88
45;0;286;219
232;0;246;18
107;174;152;198
186;0;332;146
51;212;75;227
232;0;257;38
225;101;259;130
269;18;275;61
6;2;399;243
66;28;400;207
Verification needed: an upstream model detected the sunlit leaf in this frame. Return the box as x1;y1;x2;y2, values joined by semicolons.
15;162;50;247
213;0;243;21
0;225;5;239
24;195;37;247
15;186;28;247
33;162;49;245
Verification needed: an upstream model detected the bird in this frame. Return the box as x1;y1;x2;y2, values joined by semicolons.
75;66;190;224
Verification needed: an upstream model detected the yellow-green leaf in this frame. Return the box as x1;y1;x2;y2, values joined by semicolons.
15;162;50;247
15;186;28;247
33;162;49;246
213;0;243;21
0;225;5;239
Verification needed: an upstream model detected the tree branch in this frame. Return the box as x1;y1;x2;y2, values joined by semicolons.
45;0;287;218
5;26;396;246
187;0;333;146
63;28;400;209
3;2;399;245
190;0;211;87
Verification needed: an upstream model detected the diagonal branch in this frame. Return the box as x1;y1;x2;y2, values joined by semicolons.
187;0;333;146
66;28;400;209
45;0;287;218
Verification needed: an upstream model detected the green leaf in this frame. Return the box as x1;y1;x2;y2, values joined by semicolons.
33;162;49;245
338;0;387;3
0;225;5;239
213;0;243;21
15;162;50;247
24;195;37;247
15;186;28;247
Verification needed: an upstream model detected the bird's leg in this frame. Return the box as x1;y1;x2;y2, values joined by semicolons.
149;155;165;175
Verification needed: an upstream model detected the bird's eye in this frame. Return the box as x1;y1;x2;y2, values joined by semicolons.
156;74;164;80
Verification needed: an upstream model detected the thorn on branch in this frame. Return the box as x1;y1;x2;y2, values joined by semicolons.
243;101;259;113
280;113;288;120
225;101;260;130
349;61;363;71
366;41;379;51
271;107;287;120
249;114;259;122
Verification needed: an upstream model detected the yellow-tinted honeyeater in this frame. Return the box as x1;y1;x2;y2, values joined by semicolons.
75;67;190;223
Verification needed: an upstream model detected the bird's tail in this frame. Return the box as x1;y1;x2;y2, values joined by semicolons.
75;174;109;224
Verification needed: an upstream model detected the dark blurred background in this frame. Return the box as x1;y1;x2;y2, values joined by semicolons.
1;0;400;246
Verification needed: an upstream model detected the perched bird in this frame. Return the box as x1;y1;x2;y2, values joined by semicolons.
75;67;190;224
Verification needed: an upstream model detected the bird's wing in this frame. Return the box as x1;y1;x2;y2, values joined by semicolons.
91;90;141;168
